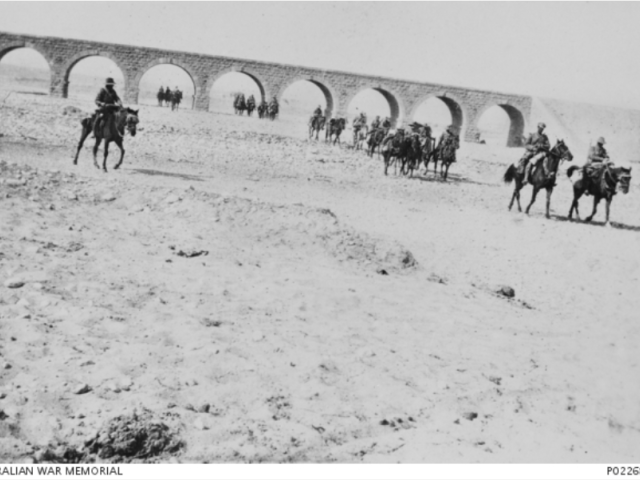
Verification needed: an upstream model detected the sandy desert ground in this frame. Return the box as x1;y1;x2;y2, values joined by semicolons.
0;74;639;463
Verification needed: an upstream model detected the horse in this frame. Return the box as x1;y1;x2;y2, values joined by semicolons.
268;102;279;120
233;94;246;115
157;88;165;107
430;135;460;181
400;135;422;178
73;106;139;173
246;96;256;117
164;89;172;107
354;124;368;151
382;131;407;176
309;115;326;140
367;128;385;158
502;139;573;218
170;90;182;111
418;136;436;172
257;102;267;119
567;163;632;226
325;118;346;145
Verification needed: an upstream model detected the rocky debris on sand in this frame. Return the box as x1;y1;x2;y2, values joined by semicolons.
165;194;181;204
4;279;25;289
497;286;515;298
83;410;183;462
173;248;209;258
100;192;117;202
73;384;92;395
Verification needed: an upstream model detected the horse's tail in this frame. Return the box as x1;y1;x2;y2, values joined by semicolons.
503;164;517;184
567;165;580;178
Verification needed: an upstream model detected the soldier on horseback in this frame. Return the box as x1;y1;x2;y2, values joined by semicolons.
93;77;122;137
370;115;381;131
435;125;460;160
521;122;551;185
583;137;611;193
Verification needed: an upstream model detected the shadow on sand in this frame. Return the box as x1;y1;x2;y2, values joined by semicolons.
407;171;497;187
549;213;640;232
128;168;205;182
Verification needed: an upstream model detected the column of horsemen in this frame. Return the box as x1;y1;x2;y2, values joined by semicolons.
156;86;183;111
85;77;632;225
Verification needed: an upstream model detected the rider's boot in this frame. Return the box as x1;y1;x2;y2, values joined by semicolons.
523;163;532;185
91;114;101;138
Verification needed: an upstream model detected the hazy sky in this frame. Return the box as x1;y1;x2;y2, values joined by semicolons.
2;2;640;110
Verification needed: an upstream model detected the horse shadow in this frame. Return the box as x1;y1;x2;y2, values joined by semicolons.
128;168;205;182
410;171;496;187
548;213;640;232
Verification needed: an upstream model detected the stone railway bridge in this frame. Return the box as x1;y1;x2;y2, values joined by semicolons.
1;31;532;146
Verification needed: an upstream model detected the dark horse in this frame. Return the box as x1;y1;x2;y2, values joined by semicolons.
400;135;422;178
268;102;279;121
73;106;139;173
325;118;346;145
233;94;246;115
567;164;632;226
382;131;407;176
367;128;385;158
503;140;573;218
309;115;326;140
246;95;256;116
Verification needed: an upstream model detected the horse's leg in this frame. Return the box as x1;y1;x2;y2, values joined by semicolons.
102;140;110;173
92;137;102;170
508;184;517;211
545;187;553;219
525;186;539;214
444;162;450;181
113;137;126;170
605;196;612;227
74;122;91;165
586;196;600;222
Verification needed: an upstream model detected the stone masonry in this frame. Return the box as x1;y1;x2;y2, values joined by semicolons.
1;31;532;146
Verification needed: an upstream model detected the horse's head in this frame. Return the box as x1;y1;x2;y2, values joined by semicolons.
615;166;632;194
124;108;139;137
553;139;573;162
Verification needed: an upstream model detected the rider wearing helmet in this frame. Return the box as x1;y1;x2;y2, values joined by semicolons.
521;122;551;184
93;77;122;136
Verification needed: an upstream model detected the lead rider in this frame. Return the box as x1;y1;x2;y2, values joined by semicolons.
93;77;123;136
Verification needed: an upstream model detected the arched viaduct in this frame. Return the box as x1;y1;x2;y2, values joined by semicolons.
0;31;532;146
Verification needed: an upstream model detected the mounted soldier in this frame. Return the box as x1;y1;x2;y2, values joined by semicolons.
93;77;122;137
583;137;611;193
370;115;381;131
157;86;165;106
521;122;551;185
164;87;172;107
435;125;460;157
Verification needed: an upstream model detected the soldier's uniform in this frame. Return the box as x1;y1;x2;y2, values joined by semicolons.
371;116;381;130
583;137;610;192
520;123;550;183
93;77;122;136
436;126;460;162
313;106;323;118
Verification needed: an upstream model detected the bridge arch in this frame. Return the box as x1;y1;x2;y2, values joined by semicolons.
474;103;526;147
133;58;198;108
0;42;52;93
409;92;466;132
208;67;267;114
0;41;51;64
61;50;128;98
344;84;404;127
276;76;337;119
